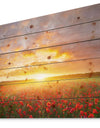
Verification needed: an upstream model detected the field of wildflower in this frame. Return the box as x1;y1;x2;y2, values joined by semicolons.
0;78;100;118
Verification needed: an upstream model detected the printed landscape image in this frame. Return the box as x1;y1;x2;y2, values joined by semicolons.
0;39;100;118
0;6;100;118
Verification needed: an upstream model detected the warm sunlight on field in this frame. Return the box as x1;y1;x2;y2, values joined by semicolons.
0;4;100;118
0;78;100;118
34;74;49;80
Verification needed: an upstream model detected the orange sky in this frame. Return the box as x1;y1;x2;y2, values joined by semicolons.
0;30;100;82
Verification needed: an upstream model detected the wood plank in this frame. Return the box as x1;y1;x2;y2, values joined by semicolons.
0;58;99;83
0;39;100;69
0;20;100;54
0;40;100;69
0;4;100;40
0;77;99;100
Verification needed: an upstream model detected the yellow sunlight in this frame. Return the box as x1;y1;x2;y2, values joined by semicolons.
33;74;49;80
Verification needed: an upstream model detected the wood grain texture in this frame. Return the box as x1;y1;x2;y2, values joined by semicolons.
0;58;99;82
1;77;99;99
0;4;100;83
0;20;100;54
0;39;100;69
0;4;100;40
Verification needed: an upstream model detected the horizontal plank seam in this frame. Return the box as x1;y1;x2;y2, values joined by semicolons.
0;56;100;71
0;76;100;86
0;38;100;56
0;19;100;41
0;96;100;103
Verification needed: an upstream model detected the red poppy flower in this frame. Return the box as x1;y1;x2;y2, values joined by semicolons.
47;102;51;108
27;104;33;111
18;108;22;114
75;103;80;109
53;108;56;112
27;104;30;107
96;107;100;110
46;108;50;113
63;107;68;112
23;111;26;115
88;103;93;107
93;109;98;114
14;101;18;105
80;111;84;116
35;106;39;111
88;113;94;118
38;110;41;114
84;112;87;117
19;101;24;106
95;99;99;105
29;105;33;111
69;102;72;106
58;103;62;108
70;108;75;113
63;100;68;104
29;115;33;118
58;115;60;118
79;105;83;110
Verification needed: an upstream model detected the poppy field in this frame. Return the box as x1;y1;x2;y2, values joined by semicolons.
0;3;100;120
0;78;100;118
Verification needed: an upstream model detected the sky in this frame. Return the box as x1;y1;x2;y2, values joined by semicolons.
0;34;100;82
0;1;100;82
0;1;100;128
0;0;99;25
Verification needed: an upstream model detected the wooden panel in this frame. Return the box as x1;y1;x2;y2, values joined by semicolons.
0;77;99;100
0;4;100;119
0;20;100;54
0;39;100;69
0;58;100;83
0;4;100;40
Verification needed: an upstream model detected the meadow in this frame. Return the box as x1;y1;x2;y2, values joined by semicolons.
0;77;100;118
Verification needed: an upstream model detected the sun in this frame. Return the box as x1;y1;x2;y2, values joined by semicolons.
34;74;48;80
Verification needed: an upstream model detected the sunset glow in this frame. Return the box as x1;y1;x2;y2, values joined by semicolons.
0;4;100;118
33;74;48;80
